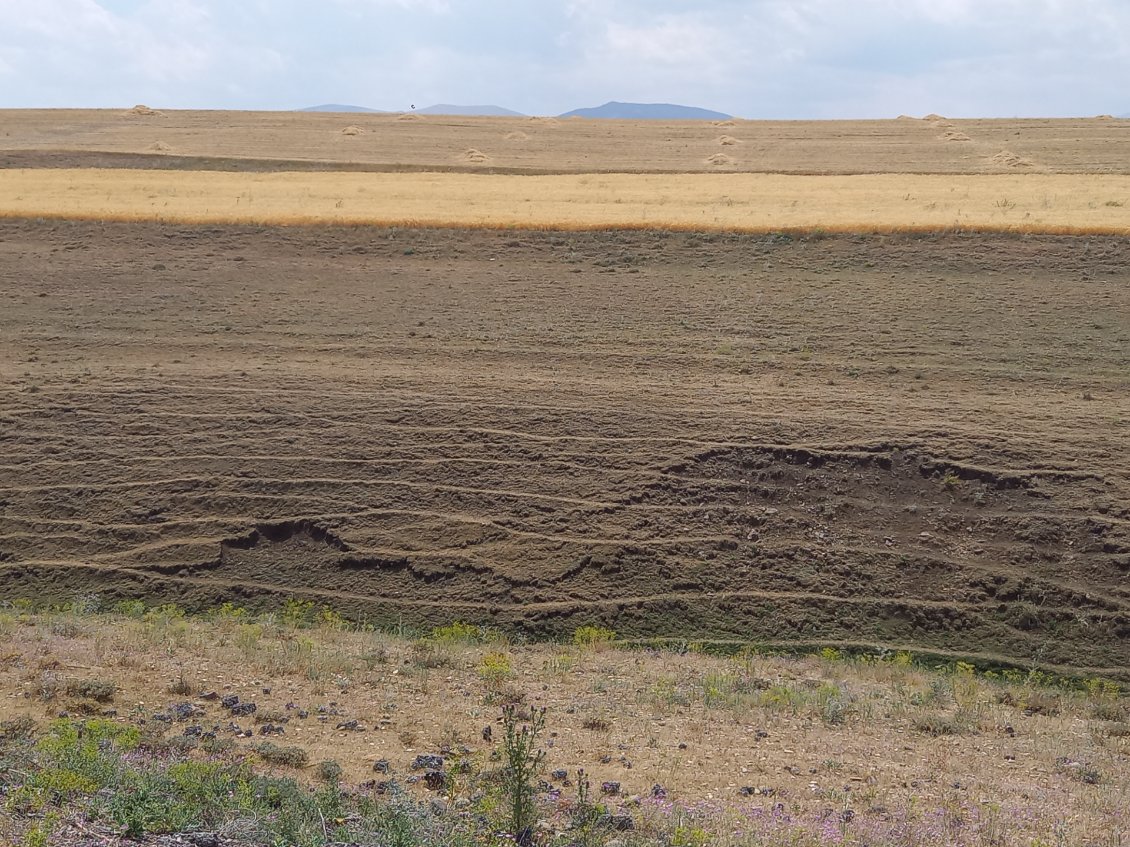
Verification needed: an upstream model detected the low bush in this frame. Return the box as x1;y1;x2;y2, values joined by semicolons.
256;742;310;768
65;678;118;703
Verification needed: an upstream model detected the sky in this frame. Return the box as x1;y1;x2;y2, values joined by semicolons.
0;0;1127;118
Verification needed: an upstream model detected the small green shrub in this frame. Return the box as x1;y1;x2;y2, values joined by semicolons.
478;651;514;691
499;705;546;845
572;626;616;648
430;621;486;645
913;714;962;736
316;760;343;783
65;678;118;703
256;742;310;768
112;599;147;619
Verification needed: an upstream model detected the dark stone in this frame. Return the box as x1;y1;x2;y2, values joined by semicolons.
423;770;447;791
171;702;198;721
220;694;240;710
597;814;635;831
411;754;445;771
372;759;390;774
600;781;621;796
651;784;668;799
551;769;569;782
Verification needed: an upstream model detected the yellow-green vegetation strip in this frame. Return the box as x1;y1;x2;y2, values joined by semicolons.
1;169;1129;233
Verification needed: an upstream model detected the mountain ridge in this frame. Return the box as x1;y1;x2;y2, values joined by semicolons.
559;101;733;120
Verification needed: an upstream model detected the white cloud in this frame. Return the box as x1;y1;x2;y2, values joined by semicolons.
0;0;1126;115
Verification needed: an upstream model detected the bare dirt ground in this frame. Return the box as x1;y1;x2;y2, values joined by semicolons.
1;220;1127;679
2;110;1129;174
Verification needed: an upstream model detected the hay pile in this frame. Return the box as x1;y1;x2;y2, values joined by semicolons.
717;135;740;146
462;148;491;164
341;126;363;136
940;130;971;142
147;141;171;153
504;131;530;141
988;150;1035;169
127;104;162;117
529;117;560;127
396;113;421;122
705;153;735;167
711;119;736;128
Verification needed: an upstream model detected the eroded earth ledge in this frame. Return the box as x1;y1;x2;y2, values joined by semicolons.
1;221;1127;678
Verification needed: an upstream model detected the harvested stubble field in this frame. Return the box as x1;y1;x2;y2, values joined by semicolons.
1;220;1128;681
2;109;1130;174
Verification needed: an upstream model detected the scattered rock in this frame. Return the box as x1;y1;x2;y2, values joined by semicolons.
598;813;635;831
372;759;390;773
169;702;199;721
412;754;445;771
601;780;621;796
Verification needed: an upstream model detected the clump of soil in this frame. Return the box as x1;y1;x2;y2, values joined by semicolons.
988;150;1035;169
127;105;162;117
462;148;491;164
147;141;172;153
711;119;737;127
717;135;740;146
940;130;971;142
529;117;560;127
341;126;363;136
504;131;530;142
705;153;735;166
396;113;422;122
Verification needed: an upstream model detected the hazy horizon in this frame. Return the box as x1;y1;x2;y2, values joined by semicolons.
0;1;1127;119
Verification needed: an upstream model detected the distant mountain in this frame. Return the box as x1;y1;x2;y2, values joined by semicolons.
415;104;526;117
559;101;732;120
299;104;382;113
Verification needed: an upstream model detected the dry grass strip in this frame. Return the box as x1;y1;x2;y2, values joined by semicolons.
1;169;1128;234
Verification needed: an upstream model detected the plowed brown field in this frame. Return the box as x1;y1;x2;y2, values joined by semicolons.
2;221;1127;678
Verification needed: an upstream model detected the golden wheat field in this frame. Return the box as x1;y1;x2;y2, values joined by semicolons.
2;169;1130;232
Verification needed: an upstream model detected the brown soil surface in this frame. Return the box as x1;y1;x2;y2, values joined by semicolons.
2;110;1130;174
1;221;1128;677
